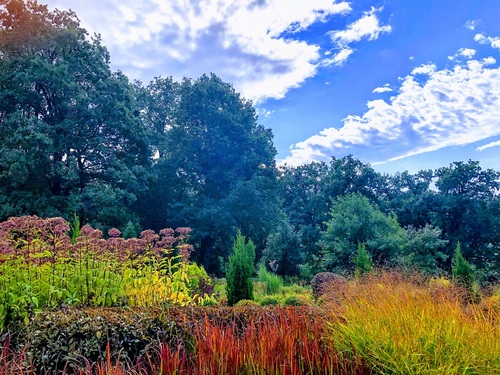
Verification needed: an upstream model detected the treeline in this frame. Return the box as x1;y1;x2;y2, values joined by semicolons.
1;1;499;279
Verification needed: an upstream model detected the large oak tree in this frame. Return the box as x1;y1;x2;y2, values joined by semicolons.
0;0;150;228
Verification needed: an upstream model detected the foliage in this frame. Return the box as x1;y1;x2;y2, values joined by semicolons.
452;242;476;295
258;295;280;306
281;294;309;306
0;216;211;330
256;263;283;295
261;218;302;277
432;161;500;270
137;74;280;274
0;0;149;228
225;231;255;306
2;271;498;374
353;242;373;277
234;299;260;307
277;156;386;276
401;224;448;275
320;193;408;272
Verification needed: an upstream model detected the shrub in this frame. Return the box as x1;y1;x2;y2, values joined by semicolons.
257;263;283;295
234;299;260;307
281;284;310;296
22;308;179;373
259;296;280;306
226;231;256;306
311;272;346;299
452;242;475;289
282;294;310;306
354;242;373;277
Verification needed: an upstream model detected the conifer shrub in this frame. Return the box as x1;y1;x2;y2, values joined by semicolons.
452;242;474;289
354;242;373;277
451;242;480;302
226;231;256;306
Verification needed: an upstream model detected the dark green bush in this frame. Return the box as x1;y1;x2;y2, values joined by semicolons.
24;308;178;373
282;294;308;306
259;296;280;306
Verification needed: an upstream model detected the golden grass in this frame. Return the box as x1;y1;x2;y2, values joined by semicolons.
327;272;500;374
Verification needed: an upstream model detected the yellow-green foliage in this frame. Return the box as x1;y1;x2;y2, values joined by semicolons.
234;299;260;307
330;272;500;374
0;216;214;329
429;276;451;288
124;255;200;307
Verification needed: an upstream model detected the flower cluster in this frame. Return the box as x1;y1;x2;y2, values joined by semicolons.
0;216;194;265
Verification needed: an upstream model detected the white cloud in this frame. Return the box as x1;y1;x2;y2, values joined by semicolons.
448;48;476;61
320;7;391;67
281;56;500;166
43;0;354;103
323;48;354;66
256;107;274;118
482;57;497;65
465;20;477;30
411;64;436;75
329;7;391;47
475;33;500;49
477;140;500;151
372;84;392;93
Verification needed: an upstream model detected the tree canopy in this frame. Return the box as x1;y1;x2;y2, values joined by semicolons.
0;0;149;229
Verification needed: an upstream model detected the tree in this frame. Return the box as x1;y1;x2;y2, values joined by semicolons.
320;193;407;273
354;242;373;277
277;156;386;275
383;170;435;228
402;225;448;275
261;218;302;277
139;73;279;274
432;161;500;270
452;242;475;291
0;0;150;229
226;231;255;306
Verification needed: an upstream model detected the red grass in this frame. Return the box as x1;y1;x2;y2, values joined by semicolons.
2;307;369;374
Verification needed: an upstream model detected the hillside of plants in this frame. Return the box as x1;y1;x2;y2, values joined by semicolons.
1;1;499;374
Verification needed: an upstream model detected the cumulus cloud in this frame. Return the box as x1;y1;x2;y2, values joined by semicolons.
411;64;436;75
475;33;500;49
329;7;391;47
372;84;392;93
43;0;354;102
449;48;476;60
476;140;500;151
281;54;500;166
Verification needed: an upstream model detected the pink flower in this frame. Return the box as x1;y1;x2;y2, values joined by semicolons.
108;228;121;238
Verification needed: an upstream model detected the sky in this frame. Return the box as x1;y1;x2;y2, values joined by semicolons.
41;0;500;174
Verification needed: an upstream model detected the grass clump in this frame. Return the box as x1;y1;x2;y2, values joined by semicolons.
330;271;500;374
257;263;284;295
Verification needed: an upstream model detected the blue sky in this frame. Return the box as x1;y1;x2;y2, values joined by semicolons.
43;0;500;174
